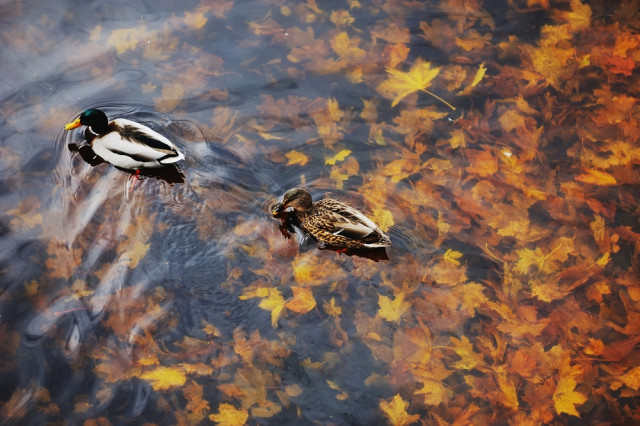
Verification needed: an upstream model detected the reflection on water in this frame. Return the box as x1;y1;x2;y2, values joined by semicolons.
1;0;639;424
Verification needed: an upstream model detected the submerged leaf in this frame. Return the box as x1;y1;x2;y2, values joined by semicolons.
286;286;316;314
139;366;187;391
285;150;310;166
379;394;420;426
209;403;249;426
553;359;588;417
378;292;411;323
325;149;352;165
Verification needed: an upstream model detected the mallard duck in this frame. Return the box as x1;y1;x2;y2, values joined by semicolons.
272;188;392;249
64;109;184;170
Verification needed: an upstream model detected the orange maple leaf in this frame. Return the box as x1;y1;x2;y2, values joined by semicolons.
286;286;317;314
465;149;498;177
619;366;640;391
376;58;454;110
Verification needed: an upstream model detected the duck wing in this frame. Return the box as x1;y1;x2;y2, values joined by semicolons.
306;200;391;247
107;119;184;163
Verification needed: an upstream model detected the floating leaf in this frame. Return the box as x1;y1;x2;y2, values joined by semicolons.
258;288;287;327
377;58;454;110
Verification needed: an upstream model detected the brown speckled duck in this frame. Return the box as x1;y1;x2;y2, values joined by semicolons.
272;188;392;249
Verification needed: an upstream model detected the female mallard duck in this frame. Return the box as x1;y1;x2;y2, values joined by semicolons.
272;188;392;249
64;108;184;170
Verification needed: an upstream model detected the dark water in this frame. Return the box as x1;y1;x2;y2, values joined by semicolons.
1;0;639;424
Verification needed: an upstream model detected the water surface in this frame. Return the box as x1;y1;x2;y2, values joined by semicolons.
1;0;639;424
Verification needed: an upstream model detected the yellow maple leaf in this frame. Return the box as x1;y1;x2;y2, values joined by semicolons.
258;288;286;327
183;11;208;30
89;24;102;41
376;58;454;110
379;394;420;426
330;32;366;60
383;158;421;183
371;208;394;232
590;215;605;242
377;292;411;322
496;370;519;411
182;363;214;376
323;297;342;317
514;247;554;275
553;359;588;417
121;240;150;269
24;279;38;297
286;286;317;314
285;150;310;166
458;62;487;95
595;251;610;267
139;366;187;391
202;320;222;337
414;378;449;406
141;81;157;93
330;9;355;27
575;168;617;185
564;0;591;33
443;249;463;266
292;253;345;284
465;149;498;176
620;366;640;390
499;109;527;132
450;335;484;370
286;384;304;397
154;83;184;112
7;196;43;230
106;26;156;55
209;403;249;426
457;282;488;316
325;149;352;165
530;280;567;303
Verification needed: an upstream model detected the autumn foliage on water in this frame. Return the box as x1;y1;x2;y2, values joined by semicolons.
2;0;640;424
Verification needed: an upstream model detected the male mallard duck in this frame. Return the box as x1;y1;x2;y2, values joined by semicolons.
272;188;392;249
64;109;184;170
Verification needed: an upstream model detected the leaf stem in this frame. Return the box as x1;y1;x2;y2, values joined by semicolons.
421;89;456;111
